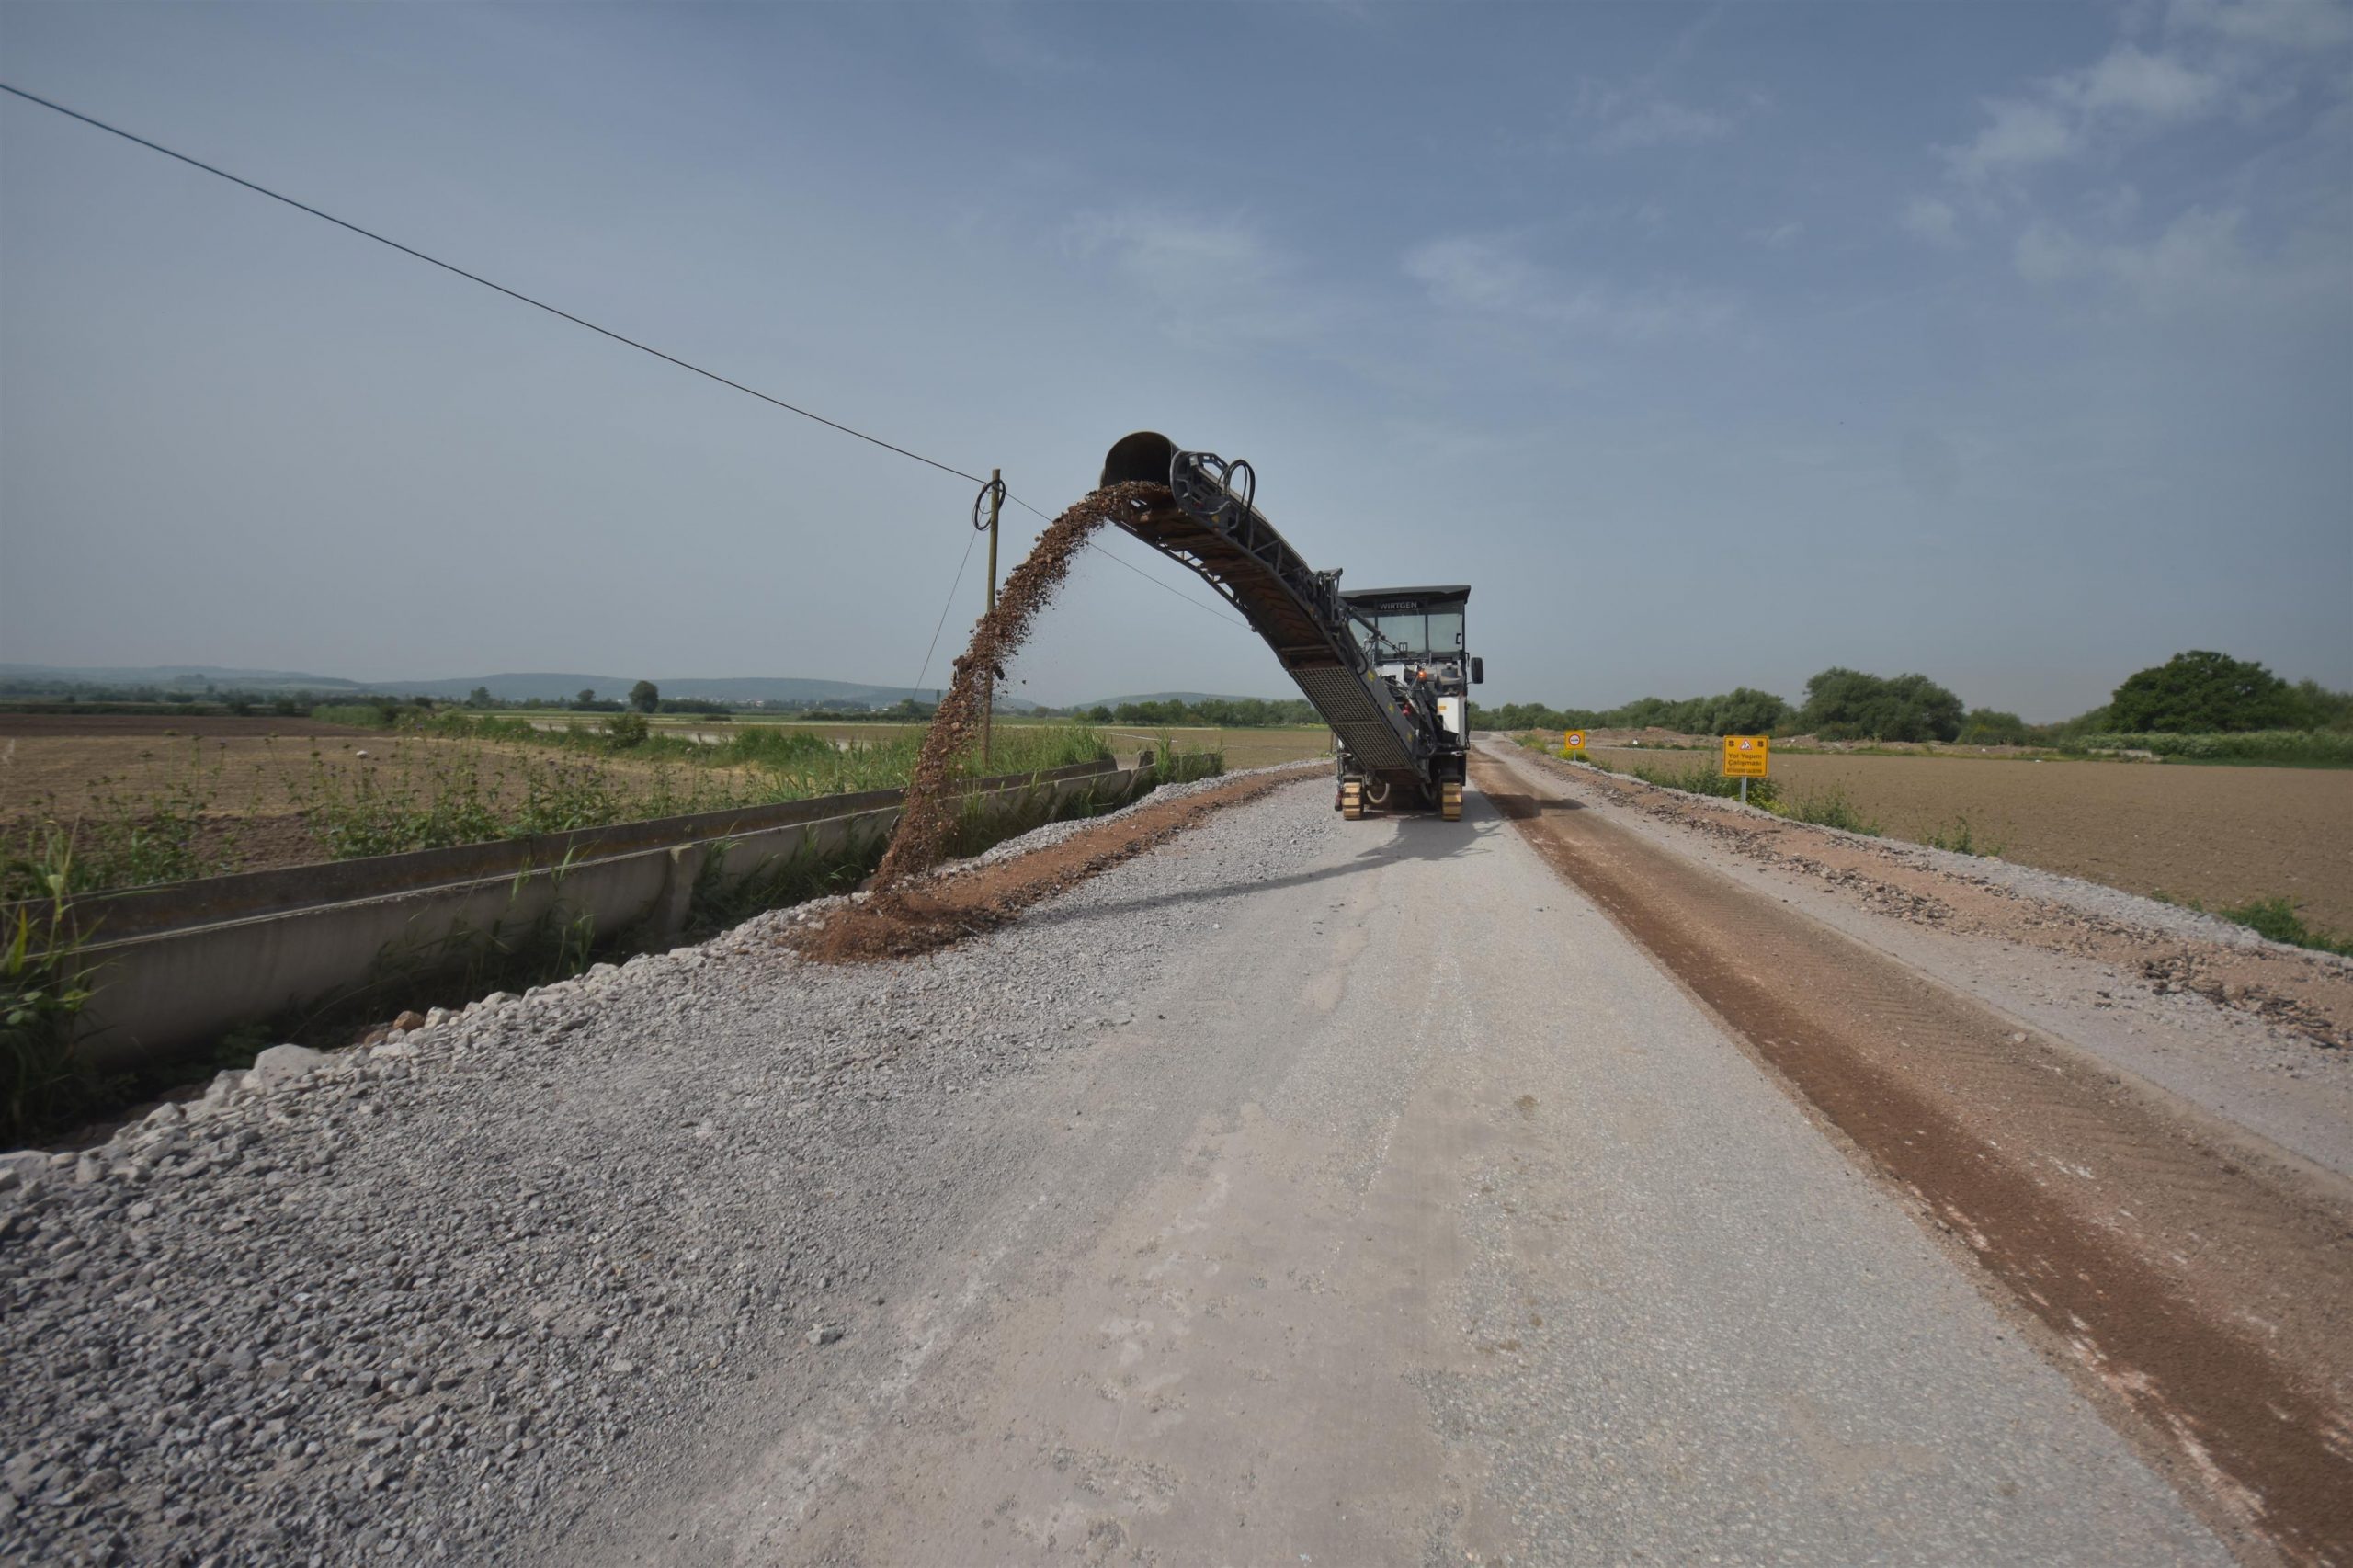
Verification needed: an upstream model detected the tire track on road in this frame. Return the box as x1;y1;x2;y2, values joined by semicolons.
1472;749;2353;1568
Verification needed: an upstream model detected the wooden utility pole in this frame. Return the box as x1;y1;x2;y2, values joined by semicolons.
982;467;1002;765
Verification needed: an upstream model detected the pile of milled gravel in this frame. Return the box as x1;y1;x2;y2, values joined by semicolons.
0;772;1336;1567
951;757;1324;874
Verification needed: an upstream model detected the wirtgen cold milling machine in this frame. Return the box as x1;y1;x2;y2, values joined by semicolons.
1099;433;1483;821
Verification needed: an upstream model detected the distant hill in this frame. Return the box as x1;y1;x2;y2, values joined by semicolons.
1059;682;1317;706
0;662;367;690
380;675;1038;711
1065;690;1277;710
0;664;1036;711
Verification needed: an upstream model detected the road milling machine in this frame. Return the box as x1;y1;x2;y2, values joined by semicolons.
1099;432;1483;821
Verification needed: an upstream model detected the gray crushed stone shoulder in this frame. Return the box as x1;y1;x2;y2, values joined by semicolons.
0;774;1337;1567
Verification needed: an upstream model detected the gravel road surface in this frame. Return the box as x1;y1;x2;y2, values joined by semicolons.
0;773;2263;1564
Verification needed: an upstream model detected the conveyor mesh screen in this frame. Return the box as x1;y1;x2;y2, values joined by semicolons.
1291;666;1416;770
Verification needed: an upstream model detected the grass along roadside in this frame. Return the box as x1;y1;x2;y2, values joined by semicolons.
2153;892;2353;960
1922;816;2006;857
2;846;105;1143
2;722;1114;900
1516;733;1883;836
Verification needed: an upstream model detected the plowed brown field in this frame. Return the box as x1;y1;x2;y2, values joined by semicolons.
1586;744;2353;932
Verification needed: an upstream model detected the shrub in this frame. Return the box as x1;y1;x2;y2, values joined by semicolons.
1923;815;2002;856
2215;897;2353;958
1779;786;1881;835
603;712;652;749
1619;757;1781;809
311;703;396;728
2292;680;2353;733
2060;730;2353;766
1956;709;2029;745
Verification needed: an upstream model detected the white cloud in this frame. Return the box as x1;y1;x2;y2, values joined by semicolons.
2087;184;2143;224
2071;44;2223;119
1597;99;1733;150
1066;210;1276;301
1902;197;1961;244
1404;236;1735;339
2107;207;2256;306
1946;97;2081;181
965;9;1091;78
2169;0;2353;52
2012;222;2090;284
2013;206;2259;309
1062;209;1343;352
1570;76;1745;153
1750;221;1803;249
1942;43;2232;183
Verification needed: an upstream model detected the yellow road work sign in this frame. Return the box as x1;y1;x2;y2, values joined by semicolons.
1722;734;1770;777
1563;731;1586;752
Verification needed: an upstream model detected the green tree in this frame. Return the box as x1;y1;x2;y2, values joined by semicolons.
628;679;660;714
2291;679;2353;733
468;686;494;709
1797;668;1965;743
1956;708;2029;745
575;688;597;707
1687;687;1793;735
2108;651;2308;733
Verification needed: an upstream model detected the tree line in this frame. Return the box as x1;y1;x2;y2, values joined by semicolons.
1470;652;2353;744
10;652;2343;744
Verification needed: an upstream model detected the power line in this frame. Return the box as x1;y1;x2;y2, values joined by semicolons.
1006;494;1252;631
907;524;981;703
0;81;986;486
1083;539;1252;631
0;80;1256;665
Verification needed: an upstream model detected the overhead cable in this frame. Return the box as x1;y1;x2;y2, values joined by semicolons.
907;526;982;704
1006;494;1251;631
0;81;987;485
0;82;1256;661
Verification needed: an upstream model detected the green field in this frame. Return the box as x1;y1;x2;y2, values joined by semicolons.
487;713;1336;770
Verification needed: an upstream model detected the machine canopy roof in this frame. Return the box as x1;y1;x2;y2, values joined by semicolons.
1339;585;1471;609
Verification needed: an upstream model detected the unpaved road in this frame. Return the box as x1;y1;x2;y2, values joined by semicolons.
6;756;2347;1565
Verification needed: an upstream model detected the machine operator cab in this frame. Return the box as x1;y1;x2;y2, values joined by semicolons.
1341;585;1483;743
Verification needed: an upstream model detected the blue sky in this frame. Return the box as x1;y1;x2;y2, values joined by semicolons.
2;2;2346;717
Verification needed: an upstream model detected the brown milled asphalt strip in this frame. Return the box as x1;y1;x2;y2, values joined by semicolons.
1472;744;2353;1568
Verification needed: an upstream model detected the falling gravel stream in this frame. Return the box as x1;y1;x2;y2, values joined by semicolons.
867;481;1165;900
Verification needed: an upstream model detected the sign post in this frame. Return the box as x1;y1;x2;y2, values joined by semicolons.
1562;730;1586;759
1722;733;1769;805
